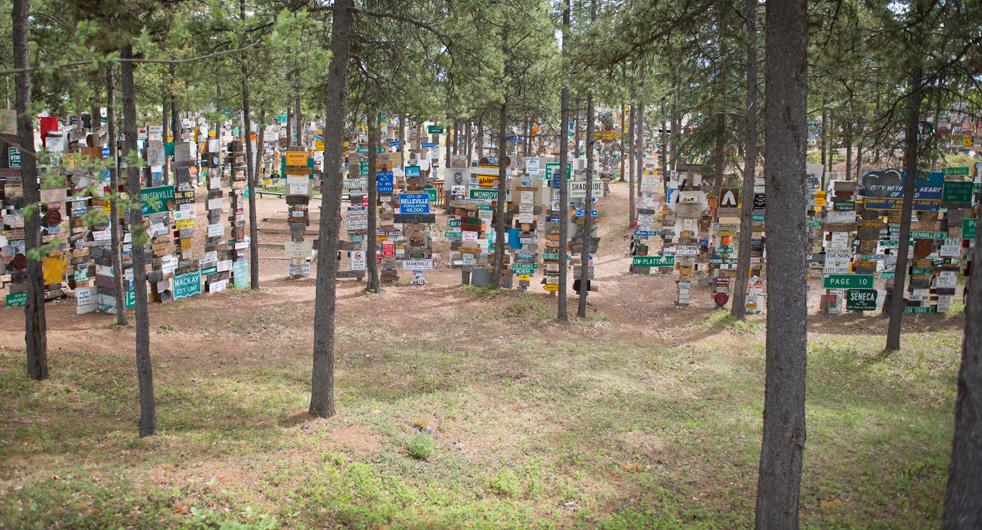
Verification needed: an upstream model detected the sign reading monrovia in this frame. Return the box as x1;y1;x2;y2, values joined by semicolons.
469;189;498;200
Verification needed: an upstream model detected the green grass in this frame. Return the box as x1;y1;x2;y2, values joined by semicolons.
0;321;962;529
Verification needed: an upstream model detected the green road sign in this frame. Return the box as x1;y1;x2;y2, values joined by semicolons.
6;291;27;307
470;189;498;200
633;255;675;267
427;125;444;134
909;231;945;240
846;289;877;311
964;218;977;240
942;181;974;203
823;274;873;289
141;185;175;215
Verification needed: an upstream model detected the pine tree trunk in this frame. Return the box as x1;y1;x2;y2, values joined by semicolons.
660;110;668;197
943;204;982;528
121;45;156;437
162;94;170;185
732;0;758;320
577;93;594;318
366;114;380;292
753;0;807;525
398;112;406;163
477;116;484;157
309;0;354;418
240;0;259;290
295;95;302;148
713;113;725;206
14;0;47;380
635;98;644;196
558;92;569;317
628;91;636;229
573;100;580;157
557;0;570;321
885;66;922;351
251;108;265;289
820;103;828;171
845;125;852;180
492;100;507;289
286;106;293;148
619;105;625;182
106;65;127;325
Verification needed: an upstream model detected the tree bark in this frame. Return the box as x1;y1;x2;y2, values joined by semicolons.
251;108;265;289
636;98;644;197
660;109;668;197
628;89;636;229
820;103;828;171
492;99;508;289
558;86;570;321
121;45;156;437
366;113;380;292
14;0;47;380
885;66;922;351
286;106;293;148
943;204;982;528
573;100;580;157
577;92;594;318
844;123;852;181
619;104;625;182
240;0;259;290
106;65;127;325
732;0;758;320
295;94;302;148
161;92;170;186
753;0;808;526
398;112;406;163
309;0;353;418
477;115;484;157
713;113;725;206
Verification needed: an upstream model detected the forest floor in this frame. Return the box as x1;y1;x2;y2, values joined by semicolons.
0;180;967;529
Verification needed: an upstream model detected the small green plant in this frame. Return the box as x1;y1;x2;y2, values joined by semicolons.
189;506;278;530
489;469;521;497
461;284;501;298
406;433;434;460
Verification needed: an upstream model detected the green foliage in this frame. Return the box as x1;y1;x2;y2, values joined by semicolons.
406;433;434;460
189;506;278;530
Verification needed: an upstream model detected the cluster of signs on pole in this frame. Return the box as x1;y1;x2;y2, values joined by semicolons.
2;109;262;314
814;164;980;315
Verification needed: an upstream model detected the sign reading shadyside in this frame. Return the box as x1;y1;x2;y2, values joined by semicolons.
141;185;175;214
